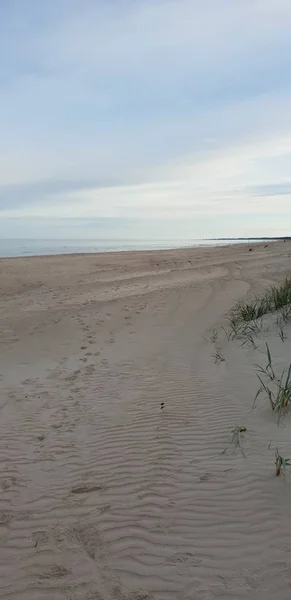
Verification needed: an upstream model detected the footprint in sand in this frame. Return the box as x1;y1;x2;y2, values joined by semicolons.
37;564;71;580
100;503;111;514
198;473;213;482
71;484;106;495
0;511;12;526
32;530;49;547
84;365;95;375
166;552;201;567
1;477;17;490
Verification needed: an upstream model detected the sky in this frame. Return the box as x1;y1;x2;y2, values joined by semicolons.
0;0;291;240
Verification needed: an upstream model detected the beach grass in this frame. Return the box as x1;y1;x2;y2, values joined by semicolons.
230;426;246;456
254;362;291;424
278;319;287;342
255;343;275;381
275;447;291;477
214;349;225;363
229;277;291;326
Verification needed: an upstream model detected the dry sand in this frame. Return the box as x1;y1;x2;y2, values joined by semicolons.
0;240;291;600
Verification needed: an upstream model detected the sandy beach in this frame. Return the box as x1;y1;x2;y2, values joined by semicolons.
1;240;291;600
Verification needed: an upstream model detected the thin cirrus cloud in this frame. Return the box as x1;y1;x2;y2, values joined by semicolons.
247;183;291;196
0;0;291;238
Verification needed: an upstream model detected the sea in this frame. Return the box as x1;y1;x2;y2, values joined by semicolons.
0;238;270;258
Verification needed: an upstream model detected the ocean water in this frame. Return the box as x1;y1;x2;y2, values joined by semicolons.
0;238;267;258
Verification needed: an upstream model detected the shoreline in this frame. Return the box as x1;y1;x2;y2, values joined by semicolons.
0;236;288;260
0;237;280;261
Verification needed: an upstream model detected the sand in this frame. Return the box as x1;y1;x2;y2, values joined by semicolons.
0;240;291;600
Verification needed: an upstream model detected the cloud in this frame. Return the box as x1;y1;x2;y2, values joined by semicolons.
1;129;291;228
246;182;291;196
0;175;139;210
0;1;291;237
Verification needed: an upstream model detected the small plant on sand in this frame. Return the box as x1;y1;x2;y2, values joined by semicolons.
270;278;291;311
278;322;287;342
222;326;232;341
254;363;291;424
275;447;291;477
230;426;247;456
275;364;291;422
240;330;257;350
254;375;275;411
210;328;218;343
279;304;291;323
230;297;270;324
256;343;275;381
214;349;225;364
248;319;264;334
226;315;263;344
227;316;244;340
229;277;291;325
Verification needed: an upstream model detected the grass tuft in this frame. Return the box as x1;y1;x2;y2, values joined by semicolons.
255;343;275;381
230;277;291;327
230;297;270;324
227;318;263;343
277;316;287;342
254;374;275;411
209;328;218;343
214;349;225;363
275;447;291;477
270;279;291;311
275;364;291;422
240;330;257;350
279;304;291;323
254;362;291;424
230;426;247;456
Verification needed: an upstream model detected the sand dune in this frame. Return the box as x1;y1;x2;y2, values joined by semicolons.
0;241;291;600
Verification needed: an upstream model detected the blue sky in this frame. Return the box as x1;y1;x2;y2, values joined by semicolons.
1;0;291;239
